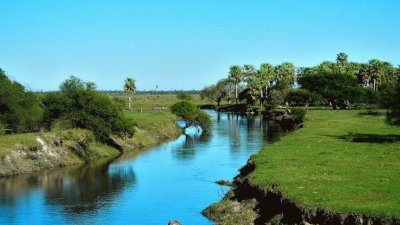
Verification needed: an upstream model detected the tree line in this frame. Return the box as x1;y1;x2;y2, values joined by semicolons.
200;53;400;112
0;70;135;145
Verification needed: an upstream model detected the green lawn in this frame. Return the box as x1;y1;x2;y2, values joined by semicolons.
250;110;400;219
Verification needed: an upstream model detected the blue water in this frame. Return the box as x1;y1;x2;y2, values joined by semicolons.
0;110;282;225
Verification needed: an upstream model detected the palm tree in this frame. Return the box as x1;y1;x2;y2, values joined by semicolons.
274;62;296;88
258;63;275;99
336;52;348;66
124;77;136;111
228;65;243;104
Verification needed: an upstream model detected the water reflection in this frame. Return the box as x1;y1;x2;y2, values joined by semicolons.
0;158;136;216
172;133;211;161
0;110;285;225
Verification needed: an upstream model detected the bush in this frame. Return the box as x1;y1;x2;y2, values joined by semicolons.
176;92;192;101
289;108;307;124
42;76;135;143
266;89;288;109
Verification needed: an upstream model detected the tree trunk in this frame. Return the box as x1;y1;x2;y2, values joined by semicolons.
235;83;238;104
332;101;337;110
128;96;131;111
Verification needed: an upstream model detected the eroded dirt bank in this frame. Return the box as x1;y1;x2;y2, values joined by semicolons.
203;159;400;225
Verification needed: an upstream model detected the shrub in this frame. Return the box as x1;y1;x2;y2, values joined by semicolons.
176;92;192;101
266;89;288;109
42;76;135;143
289;108;307;124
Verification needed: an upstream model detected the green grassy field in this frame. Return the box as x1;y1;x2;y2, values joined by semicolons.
110;93;213;112
250;110;400;218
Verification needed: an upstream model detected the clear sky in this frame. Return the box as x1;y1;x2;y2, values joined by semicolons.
0;0;399;91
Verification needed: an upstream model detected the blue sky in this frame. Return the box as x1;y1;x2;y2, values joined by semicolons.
0;0;399;91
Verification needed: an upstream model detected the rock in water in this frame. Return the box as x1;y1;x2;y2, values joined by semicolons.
168;220;182;225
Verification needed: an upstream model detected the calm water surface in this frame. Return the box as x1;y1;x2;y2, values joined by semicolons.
0;110;282;225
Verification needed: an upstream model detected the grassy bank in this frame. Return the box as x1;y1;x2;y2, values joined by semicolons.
250;110;400;219
119;111;181;149
0;111;181;177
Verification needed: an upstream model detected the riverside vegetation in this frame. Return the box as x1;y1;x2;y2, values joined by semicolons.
0;70;212;176
202;53;400;224
1;52;400;224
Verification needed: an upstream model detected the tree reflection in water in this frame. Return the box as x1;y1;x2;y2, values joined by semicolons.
0;157;136;215
173;130;211;161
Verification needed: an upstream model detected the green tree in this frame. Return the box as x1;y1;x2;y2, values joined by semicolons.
298;72;363;109
258;63;275;100
274;62;296;88
285;89;324;107
364;59;396;91
336;52;348;66
200;79;228;107
387;79;400;125
0;69;43;132
124;77;136;111
43;76;134;143
228;65;243;104
242;64;260;105
171;101;211;132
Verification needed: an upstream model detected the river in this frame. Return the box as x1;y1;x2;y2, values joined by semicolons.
0;110;282;225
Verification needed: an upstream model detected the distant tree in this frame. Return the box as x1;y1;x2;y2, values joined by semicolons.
124;78;136;111
378;83;397;108
336;52;348;66
243;64;260;104
258;63;275;101
316;61;339;74
228;65;243;104
171;101;211;132
274;62;296;88
298;72;363;109
285;89;324;107
200;79;228;107
387;79;400;125
365;59;396;91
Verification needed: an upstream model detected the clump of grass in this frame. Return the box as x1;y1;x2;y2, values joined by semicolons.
0;133;38;157
202;198;258;225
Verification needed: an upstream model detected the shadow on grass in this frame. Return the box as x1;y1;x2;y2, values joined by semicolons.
331;133;400;143
358;111;387;116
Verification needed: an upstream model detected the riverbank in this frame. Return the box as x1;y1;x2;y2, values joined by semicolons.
0;111;181;177
204;110;400;224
